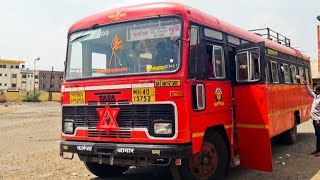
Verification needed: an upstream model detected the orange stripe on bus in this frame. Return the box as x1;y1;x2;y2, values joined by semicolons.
224;124;233;129
237;124;269;129
192;132;204;138
268;104;311;117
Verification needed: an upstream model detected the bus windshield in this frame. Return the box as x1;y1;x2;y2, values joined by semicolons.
66;17;182;80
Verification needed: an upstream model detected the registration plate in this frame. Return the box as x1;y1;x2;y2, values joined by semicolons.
132;88;155;103
70;91;85;104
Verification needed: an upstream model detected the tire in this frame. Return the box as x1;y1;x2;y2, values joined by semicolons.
84;162;127;178
171;131;228;180
281;120;298;145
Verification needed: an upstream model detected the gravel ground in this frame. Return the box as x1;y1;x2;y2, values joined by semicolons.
0;102;319;180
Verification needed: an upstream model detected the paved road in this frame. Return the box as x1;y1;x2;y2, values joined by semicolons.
0;102;319;180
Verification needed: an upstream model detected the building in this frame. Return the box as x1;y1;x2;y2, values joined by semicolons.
0;59;25;91
20;68;39;92
39;70;64;92
311;59;320;86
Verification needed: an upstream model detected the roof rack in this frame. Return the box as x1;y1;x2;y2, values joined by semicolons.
248;28;291;47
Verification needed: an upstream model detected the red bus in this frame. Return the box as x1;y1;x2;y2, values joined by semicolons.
59;2;313;179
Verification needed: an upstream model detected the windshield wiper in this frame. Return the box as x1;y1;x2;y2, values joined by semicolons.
69;24;99;44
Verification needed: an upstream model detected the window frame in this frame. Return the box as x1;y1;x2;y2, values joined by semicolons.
235;49;261;82
207;44;226;80
282;63;291;84
298;67;304;84
270;61;280;83
305;68;310;85
290;65;297;84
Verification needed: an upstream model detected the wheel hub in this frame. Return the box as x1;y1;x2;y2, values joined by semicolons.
190;142;218;179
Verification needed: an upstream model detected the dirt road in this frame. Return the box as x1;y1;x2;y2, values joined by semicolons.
0;102;319;180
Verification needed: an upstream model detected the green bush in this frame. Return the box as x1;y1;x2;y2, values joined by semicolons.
23;92;41;102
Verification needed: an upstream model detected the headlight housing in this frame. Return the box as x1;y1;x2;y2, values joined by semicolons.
63;120;74;134
154;122;173;135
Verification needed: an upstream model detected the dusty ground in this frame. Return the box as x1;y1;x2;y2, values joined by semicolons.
0;102;319;180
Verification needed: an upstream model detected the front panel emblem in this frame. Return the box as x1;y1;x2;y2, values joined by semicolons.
96;104;120;133
214;88;224;106
108;12;126;20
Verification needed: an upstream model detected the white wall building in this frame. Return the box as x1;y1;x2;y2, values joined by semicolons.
0;59;25;91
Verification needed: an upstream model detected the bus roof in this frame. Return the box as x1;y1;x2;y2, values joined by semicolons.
68;2;310;61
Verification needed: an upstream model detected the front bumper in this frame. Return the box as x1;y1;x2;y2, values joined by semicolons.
60;141;192;158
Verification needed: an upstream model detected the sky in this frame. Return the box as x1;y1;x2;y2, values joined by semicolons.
0;0;319;71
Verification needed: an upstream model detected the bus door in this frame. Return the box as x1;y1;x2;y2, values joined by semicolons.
233;42;272;171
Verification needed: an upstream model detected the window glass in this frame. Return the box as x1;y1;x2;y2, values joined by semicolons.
227;35;240;45
305;68;310;84
66;17;181;80
290;65;297;84
189;26;199;78
298;67;304;84
271;61;279;83
236;52;249;81
190;27;199;46
213;46;225;78
282;64;291;83
241;40;249;44
250;52;260;80
265;66;270;83
207;45;225;79
204;28;223;40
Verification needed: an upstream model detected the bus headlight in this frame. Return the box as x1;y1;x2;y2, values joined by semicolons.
154;123;172;135
63;120;74;134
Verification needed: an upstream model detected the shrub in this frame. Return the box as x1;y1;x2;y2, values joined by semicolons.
23;92;41;102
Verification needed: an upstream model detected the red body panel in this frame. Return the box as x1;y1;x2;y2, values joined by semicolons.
234;84;272;171
267;85;312;137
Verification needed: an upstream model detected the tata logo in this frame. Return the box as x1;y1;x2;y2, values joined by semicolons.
98;94;116;103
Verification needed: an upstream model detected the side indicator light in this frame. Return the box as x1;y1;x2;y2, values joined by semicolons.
170;91;184;98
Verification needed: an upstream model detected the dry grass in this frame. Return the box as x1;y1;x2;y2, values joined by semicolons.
4;92;61;102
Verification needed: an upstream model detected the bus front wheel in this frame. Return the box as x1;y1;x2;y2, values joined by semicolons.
171;131;228;180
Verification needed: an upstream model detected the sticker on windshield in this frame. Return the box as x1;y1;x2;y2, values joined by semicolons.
146;64;178;72
127;21;181;41
108;35;123;67
95;68;128;74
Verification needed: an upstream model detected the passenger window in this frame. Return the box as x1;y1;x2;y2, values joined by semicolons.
270;61;279;83
282;64;291;83
305;68;310;84
290;65;297;84
207;45;225;79
298;67;304;84
236;50;260;82
250;52;260;80
265;66;270;83
236;52;249;81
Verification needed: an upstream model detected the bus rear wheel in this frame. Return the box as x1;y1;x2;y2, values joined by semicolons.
171;131;228;180
281;120;298;145
84;162;127;178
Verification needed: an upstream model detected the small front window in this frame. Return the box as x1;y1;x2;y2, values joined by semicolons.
207;45;225;79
